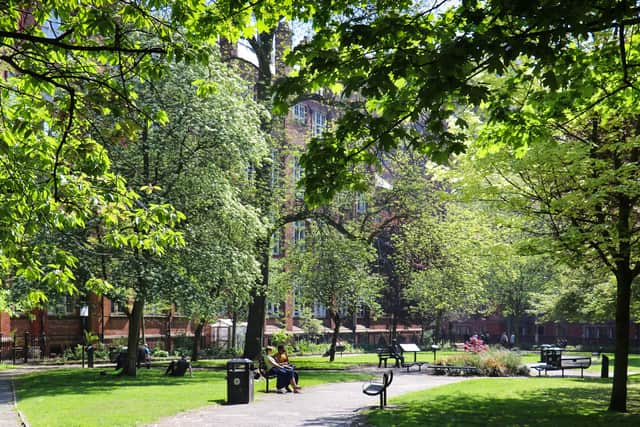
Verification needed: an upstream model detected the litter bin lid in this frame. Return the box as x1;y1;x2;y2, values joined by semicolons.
227;358;253;364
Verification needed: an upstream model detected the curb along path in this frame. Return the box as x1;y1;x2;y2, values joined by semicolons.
147;371;468;427
0;370;21;427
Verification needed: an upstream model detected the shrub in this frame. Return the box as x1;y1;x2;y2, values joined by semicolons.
464;336;488;353
202;345;238;359
437;349;527;376
270;330;293;346
151;348;169;358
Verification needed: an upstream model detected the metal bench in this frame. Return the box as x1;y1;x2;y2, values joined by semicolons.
363;370;393;409
257;356;278;392
377;347;403;368
532;348;592;378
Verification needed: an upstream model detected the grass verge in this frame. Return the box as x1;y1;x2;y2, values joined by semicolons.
367;376;640;426
14;368;371;427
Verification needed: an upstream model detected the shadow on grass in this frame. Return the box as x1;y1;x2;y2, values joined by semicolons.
14;368;225;400
369;378;640;427
13;366;367;401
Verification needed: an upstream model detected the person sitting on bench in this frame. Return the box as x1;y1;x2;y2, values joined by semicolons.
264;347;301;394
165;355;192;377
389;339;405;367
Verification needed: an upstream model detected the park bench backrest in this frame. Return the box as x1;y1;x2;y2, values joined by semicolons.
383;370;393;388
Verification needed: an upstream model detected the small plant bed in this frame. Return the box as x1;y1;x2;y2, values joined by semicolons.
14;367;372;427
367;376;640;426
432;349;528;376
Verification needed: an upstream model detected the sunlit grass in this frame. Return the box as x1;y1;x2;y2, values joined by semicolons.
14;367;371;427
193;351;454;370
368;376;640;426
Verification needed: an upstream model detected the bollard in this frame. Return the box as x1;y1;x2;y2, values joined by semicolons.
601;354;609;378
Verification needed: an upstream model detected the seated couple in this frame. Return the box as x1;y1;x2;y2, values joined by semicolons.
265;346;301;393
164;355;193;377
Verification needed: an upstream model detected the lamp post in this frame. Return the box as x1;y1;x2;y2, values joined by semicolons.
80;305;89;368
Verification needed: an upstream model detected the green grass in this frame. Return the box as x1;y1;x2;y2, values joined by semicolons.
368;376;640;426
519;352;640;375
14;367;371;427
193;351;455;370
191;350;640;375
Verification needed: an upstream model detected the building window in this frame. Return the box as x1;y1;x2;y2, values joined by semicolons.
47;295;75;316
293;104;306;123
293;287;303;318
313;111;326;136
313;301;327;318
267;301;280;316
144;303;165;316
293;156;304;200
356;193;367;214
270;150;279;189
294;220;306;245
111;300;125;314
293;156;303;182
272;232;281;256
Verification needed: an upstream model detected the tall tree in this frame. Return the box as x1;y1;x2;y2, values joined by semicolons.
460;48;640;408
276;2;640;411
93;57;267;375
0;1;296;310
393;201;488;344
285;223;383;361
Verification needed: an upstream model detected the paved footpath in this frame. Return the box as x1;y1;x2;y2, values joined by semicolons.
147;371;468;427
0;370;21;427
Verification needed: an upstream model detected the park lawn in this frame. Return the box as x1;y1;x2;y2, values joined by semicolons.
193;351;457;370
14;368;371;427
367;376;640;426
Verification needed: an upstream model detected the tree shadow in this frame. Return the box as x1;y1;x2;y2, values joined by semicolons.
368;378;640;426
13;368;225;400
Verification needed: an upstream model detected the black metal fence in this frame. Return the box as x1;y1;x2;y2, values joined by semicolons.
0;332;82;364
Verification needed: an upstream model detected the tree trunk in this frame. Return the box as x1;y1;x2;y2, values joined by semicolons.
124;299;144;376
231;311;237;350
329;311;341;362
434;314;442;345
242;28;278;362
141;311;146;345
513;315;521;345
191;319;204;362
243;236;269;360
609;271;632;412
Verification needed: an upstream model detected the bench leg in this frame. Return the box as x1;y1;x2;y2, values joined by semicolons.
380;393;384;409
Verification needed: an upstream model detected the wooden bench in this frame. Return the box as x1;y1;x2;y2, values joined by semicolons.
363;370;393;409
377;348;403;368
530;356;591;378
426;364;478;376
